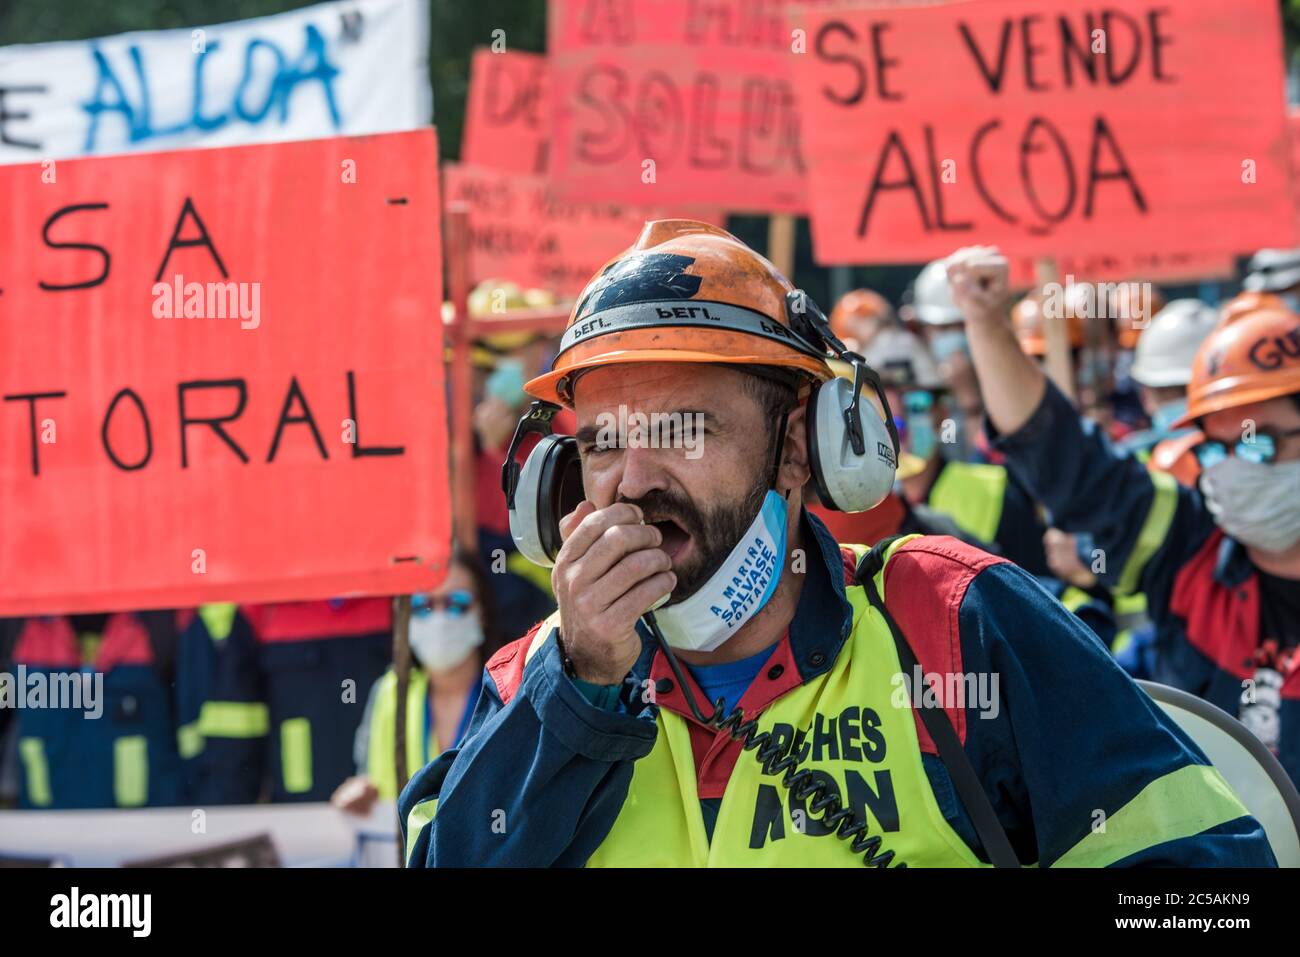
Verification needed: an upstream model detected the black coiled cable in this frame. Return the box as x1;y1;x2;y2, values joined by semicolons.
644;612;905;868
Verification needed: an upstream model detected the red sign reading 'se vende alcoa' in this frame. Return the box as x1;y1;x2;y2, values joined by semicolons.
789;0;1297;264
0;130;450;615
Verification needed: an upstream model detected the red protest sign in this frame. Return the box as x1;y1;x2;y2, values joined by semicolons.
0;131;450;615
1290;108;1300;230
1007;250;1236;288
548;0;809;213
790;0;1296;264
444;162;721;297
462;48;551;174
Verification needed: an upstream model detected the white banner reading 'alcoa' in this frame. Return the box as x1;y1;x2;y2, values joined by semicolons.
0;0;431;164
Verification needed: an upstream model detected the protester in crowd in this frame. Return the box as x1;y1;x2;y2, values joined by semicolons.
949;245;1300;785
902;258;970;365
191;598;392;804
1100;283;1167;438
0;610;209;809
1042;300;1218;675
332;550;504;814
400;220;1271;867
1119;299;1220;459
860;320;1051;576
468;280;564;640
1243;248;1300;308
828;287;893;354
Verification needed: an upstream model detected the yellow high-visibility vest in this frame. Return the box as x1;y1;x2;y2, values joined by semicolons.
928;462;1008;545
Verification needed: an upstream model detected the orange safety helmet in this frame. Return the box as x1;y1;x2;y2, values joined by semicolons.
829;288;893;344
1218;290;1287;329
525;220;834;405
1011;292;1084;357
1172;309;1300;428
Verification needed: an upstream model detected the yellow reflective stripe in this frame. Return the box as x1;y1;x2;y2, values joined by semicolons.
1053;764;1249;868
1110;628;1134;657
1116;471;1178;595
506;550;554;597
1059;586;1092;613
405;797;438;866
177;721;204;759
197;602;239;641
114;736;148;807
281;718;313;794
198;700;269;738
18;738;52;807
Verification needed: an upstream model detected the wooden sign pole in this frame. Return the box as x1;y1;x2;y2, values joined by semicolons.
1035;257;1075;403
768;214;797;280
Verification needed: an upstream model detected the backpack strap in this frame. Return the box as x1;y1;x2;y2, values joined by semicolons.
856;537;1021;869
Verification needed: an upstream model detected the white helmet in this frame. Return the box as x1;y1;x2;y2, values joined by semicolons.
1244;248;1300;294
910;259;965;326
861;326;944;391
1130;299;1220;389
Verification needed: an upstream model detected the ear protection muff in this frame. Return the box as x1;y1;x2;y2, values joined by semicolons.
501;402;585;567
789;291;901;513
806;373;899;511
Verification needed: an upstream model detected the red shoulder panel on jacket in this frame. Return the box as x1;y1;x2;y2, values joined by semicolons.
486;622;544;705
249;598;392;642
1170;529;1259;683
14;617;78;668
883;536;1007;754
96;613;155;671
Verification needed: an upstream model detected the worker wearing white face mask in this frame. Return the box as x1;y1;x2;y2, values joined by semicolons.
947;245;1300;784
331;554;497;813
1120;299;1221;461
863;325;1052;577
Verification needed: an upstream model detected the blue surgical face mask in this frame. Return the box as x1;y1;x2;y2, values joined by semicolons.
1150;397;1188;436
486;359;526;406
928;329;968;362
903;391;937;460
650;490;788;653
908;418;937;459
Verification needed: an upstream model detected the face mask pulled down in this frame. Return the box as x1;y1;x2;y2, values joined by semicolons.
1201;456;1300;553
650;490;789;653
410;610;484;672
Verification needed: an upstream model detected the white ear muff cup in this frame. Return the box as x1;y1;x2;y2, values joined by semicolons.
509;434;583;567
807;376;898;513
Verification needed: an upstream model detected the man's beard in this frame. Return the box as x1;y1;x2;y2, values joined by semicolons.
620;468;771;602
